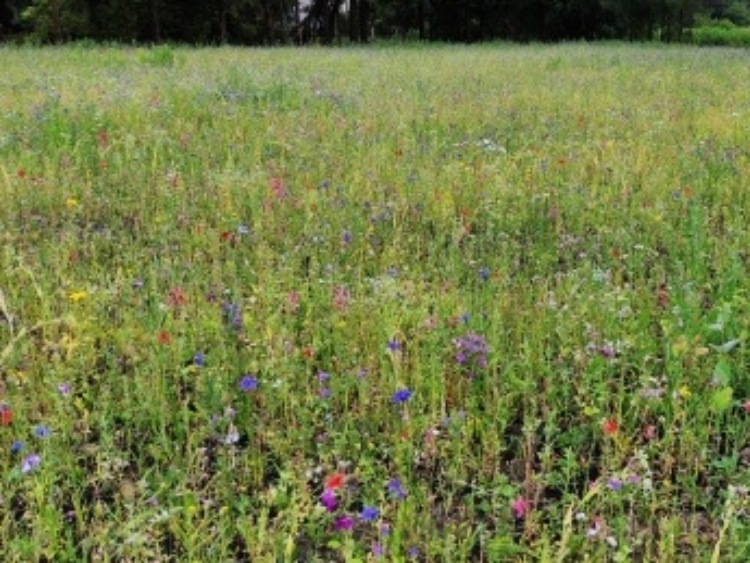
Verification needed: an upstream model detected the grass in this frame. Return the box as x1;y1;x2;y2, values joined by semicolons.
1;42;750;561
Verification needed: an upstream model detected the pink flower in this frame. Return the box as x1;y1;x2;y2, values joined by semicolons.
511;496;531;519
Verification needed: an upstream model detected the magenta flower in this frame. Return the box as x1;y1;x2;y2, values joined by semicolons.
320;489;337;512
511;496;531;519
333;514;354;531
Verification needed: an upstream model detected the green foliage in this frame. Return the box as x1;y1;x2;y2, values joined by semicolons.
136;44;176;66
692;20;750;45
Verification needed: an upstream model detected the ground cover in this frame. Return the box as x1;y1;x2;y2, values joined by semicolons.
1;43;749;561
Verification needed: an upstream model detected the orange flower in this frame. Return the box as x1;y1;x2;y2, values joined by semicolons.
602;418;619;436
157;330;172;345
325;473;345;491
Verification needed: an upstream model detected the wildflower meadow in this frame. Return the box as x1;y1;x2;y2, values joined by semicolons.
1;43;750;561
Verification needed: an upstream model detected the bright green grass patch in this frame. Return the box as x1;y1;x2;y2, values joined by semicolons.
692;22;750;46
1;43;750;561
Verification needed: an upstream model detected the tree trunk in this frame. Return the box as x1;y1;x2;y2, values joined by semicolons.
150;0;161;42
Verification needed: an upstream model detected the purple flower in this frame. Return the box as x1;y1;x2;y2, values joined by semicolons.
320;489;337;512
57;382;72;397
479;266;490;281
10;440;24;454
317;371;330;383
454;333;489;373
392;388;412;405
372;542;384;557
239;374;258;392
33;425;51;439
387;478;407;500
408;546;421;559
387;339;400;352
360;505;380;521
21;453;41;473
607;478;623;491
319;387;331;399
333;514;354;531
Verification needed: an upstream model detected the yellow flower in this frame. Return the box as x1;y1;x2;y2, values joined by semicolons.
65;197;79;209
678;385;692;399
68;291;88;303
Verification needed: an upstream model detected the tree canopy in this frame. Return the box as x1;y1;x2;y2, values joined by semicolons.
1;0;749;44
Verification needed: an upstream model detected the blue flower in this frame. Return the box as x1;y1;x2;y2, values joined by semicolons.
387;477;407;500
239;374;258;392
34;425;51;439
392;388;412;405
193;352;206;367
387;339;400;352
10;440;24;455
360;505;380;521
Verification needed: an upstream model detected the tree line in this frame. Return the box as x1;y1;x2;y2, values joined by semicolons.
1;0;749;44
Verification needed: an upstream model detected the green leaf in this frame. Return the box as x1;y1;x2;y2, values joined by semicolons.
710;387;734;413
712;359;732;386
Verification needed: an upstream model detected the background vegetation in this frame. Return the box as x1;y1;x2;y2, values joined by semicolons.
1;0;750;45
1;43;750;561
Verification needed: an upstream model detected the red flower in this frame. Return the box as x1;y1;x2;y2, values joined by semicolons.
602;418;619;436
325;473;345;491
157;330;172;345
0;406;12;426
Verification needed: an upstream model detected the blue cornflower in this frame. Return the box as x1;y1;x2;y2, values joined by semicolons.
10;440;24;454
392;388;412;405
360;505;380;522
387;339;400;352
239;374;258;392
479;266;490;281
193;352;205;367
34;425;51;439
387;478;407;500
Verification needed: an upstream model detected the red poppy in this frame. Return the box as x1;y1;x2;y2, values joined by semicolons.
325;473;345;491
0;406;12;426
602;418;619;436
